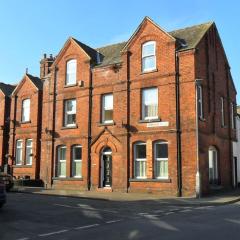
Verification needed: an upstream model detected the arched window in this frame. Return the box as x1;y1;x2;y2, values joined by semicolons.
72;145;82;177
66;59;77;85
134;142;147;179
209;146;218;184
57;145;66;177
142;41;156;72
154;141;168;179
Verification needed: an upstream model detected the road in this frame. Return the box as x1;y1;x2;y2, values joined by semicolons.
0;192;240;239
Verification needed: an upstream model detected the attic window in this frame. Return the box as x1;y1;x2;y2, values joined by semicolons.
66;59;77;85
142;41;156;72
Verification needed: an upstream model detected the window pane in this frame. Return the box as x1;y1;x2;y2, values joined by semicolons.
103;94;113;110
135;144;146;159
66;60;77;85
22;99;30;122
59;147;66;161
74;146;82;160
142;88;158;118
26;139;33;165
59;162;66;177
73;161;82;177
142;42;155;57
104;110;113;122
155;160;168;178
135;161;146;178
16;140;23;165
143;56;156;71
156;143;168;158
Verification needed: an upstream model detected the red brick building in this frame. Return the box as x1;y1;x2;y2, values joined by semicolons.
0;83;15;168
2;17;236;196
8;73;43;179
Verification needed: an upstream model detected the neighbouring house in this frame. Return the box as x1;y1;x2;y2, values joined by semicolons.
38;17;237;196
232;106;240;187
0;83;16;169
8;73;43;180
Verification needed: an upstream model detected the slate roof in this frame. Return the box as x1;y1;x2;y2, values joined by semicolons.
90;22;213;67
0;83;16;96
26;74;43;90
169;22;213;51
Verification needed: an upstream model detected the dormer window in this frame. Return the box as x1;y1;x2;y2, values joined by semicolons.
66;59;77;85
142;41;156;72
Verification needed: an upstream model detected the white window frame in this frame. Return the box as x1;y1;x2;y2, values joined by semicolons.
221;97;225;127
142;88;158;120
134;142;147;179
64;99;76;127
72;145;82;178
102;94;113;124
26;139;33;166
197;85;203;119
57;146;66;178
22;99;30;122
231;102;235;129
16;140;23;165
154;141;168;179
142;41;156;72
66;59;77;85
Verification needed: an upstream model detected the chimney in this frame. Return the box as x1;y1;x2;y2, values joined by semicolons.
40;54;54;79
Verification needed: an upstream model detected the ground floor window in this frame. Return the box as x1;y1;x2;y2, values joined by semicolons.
154;141;168;179
16;140;23;165
72;145;82;177
134;142;147;179
57;146;66;177
209;146;218;184
26;139;33;165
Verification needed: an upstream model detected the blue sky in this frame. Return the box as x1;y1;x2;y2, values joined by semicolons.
0;0;239;101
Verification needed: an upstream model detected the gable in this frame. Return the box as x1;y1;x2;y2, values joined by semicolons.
122;17;176;52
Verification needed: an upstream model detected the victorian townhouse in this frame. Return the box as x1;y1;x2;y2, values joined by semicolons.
0;17;237;197
8;74;43;180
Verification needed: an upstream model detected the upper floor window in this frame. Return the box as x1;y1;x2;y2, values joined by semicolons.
142;41;156;72
22;99;30;122
72;145;82;178
102;94;113;124
142;88;158;120
66;59;77;85
64;99;76;127
134;142;147;179
154;141;168;179
16;140;23;165
231;102;236;129
26;139;33;165
220;97;225;127
57;145;66;177
197;85;203;118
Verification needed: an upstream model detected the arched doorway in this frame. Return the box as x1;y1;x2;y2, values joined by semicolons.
101;147;112;188
208;146;218;185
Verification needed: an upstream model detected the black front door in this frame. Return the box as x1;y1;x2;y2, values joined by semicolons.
103;155;112;187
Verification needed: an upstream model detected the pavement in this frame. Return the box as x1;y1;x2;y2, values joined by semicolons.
10;186;240;206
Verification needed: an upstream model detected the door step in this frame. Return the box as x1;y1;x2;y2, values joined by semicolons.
97;187;113;192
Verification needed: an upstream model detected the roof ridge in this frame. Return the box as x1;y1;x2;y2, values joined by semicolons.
96;41;127;50
169;21;214;34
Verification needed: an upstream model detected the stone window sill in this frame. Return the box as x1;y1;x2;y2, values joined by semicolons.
13;165;33;168
61;125;78;130
139;118;161;123
141;69;158;75
98;121;115;127
20;121;31;124
129;178;171;183
64;83;77;88
52;177;83;181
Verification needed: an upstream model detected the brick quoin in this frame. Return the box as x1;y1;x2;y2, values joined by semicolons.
0;17;237;197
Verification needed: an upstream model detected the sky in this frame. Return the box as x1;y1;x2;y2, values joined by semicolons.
0;0;239;101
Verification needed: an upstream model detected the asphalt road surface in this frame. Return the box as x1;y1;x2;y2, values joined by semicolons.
1;192;240;240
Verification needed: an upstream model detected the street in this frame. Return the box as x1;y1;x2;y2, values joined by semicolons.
0;192;240;240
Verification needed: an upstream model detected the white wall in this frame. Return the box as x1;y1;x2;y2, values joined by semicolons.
232;115;240;186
